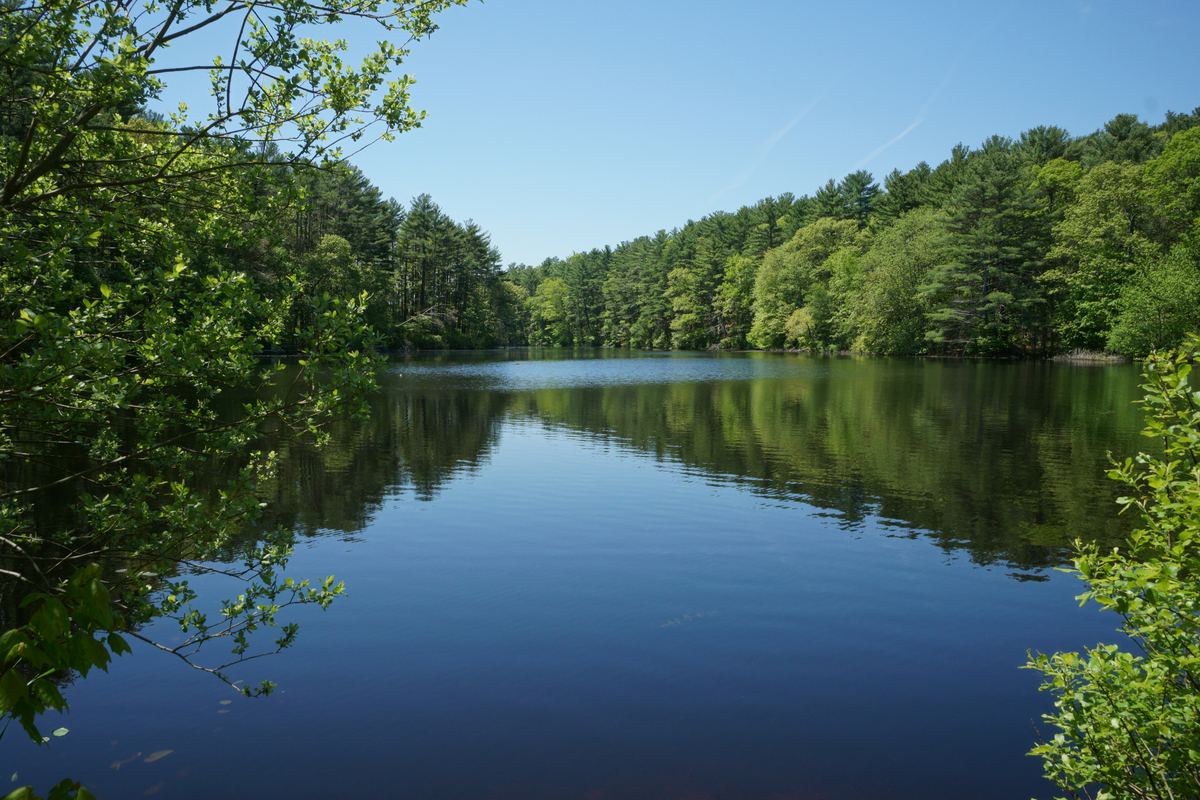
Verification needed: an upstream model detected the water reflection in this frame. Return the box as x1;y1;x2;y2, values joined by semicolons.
6;349;1151;800
257;386;509;532
262;349;1144;570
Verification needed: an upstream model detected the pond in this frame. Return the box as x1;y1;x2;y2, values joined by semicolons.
8;349;1149;799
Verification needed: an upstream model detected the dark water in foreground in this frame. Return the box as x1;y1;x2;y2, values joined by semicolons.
8;350;1149;799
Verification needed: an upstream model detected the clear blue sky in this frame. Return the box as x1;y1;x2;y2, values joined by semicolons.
177;0;1200;267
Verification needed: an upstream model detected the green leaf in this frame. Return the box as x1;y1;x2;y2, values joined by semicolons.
45;780;82;800
31;600;68;640
0;669;30;714
106;634;131;657
31;680;65;711
0;631;33;664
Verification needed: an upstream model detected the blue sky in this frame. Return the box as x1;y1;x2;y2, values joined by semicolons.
167;0;1200;267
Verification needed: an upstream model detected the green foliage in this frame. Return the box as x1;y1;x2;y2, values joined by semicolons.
1042;162;1156;351
1018;126;1073;167
807;172;880;228
851;208;944;354
0;0;469;792
748;218;859;349
1028;336;1200;799
813;179;845;221
498;109;1199;357
561;251;608;346
874;162;931;227
922;142;973;207
1;566;130;741
839;170;881;228
924;138;1050;355
285;164;405;333
526;278;571;346
601;233;674;349
743;195;800;259
1106;243;1200;356
0;0;466;213
1071;113;1165;170
1033;158;1084;219
2;778;97;800
714;254;758;349
491;281;530;346
801;248;861;351
0;239;376;713
392;194;506;348
667;236;726;350
304;234;360;298
1143;126;1200;246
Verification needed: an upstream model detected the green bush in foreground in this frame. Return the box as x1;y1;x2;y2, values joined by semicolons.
0;0;467;796
1028;334;1200;799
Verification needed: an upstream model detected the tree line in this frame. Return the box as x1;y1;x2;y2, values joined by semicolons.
505;110;1200;357
283;167;522;349
144;106;1197;358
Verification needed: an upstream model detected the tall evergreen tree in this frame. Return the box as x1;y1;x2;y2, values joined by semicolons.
874;162;931;227
1016;125;1072;167
1071;113;1162;168
397;193;447;323
1158;107;1200;139
743;194;796;259
839;170;880;228
563;249;608;344
667;235;726;349
813;178;845;220
923;142;972;207
602;238;651;347
924;137;1050;355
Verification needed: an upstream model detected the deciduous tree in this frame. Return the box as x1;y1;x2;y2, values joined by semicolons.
0;0;468;791
1028;336;1200;799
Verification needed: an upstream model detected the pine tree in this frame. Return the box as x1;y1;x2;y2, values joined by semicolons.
1070;113;1162;168
813;178;846;220
839;170;880;228
874;162;931;227
923;142;972;207
1016;125;1071;167
743;195;796;259
563;249;608;345
667;235;726;349
924;138;1050;355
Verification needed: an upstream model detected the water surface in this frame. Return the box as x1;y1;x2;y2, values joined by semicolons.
7;350;1148;799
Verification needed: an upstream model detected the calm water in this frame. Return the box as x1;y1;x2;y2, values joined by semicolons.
7;350;1150;799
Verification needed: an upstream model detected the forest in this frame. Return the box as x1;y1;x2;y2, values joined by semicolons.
7;88;1184;360
288;109;1200;358
509;110;1200;357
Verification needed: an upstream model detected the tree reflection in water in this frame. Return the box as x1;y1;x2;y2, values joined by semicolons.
256;351;1144;572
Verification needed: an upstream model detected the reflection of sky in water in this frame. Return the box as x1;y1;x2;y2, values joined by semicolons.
7;354;1150;800
387;353;827;391
8;415;1128;800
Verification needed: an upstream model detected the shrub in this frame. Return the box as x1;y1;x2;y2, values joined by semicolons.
1028;334;1200;799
